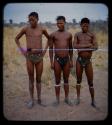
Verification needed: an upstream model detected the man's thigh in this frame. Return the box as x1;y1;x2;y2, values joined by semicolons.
54;59;62;84
35;61;43;79
85;62;93;81
63;62;70;82
26;60;34;76
76;60;83;79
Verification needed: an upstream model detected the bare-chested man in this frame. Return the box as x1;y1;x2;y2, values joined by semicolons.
49;16;73;106
15;12;49;108
73;18;98;107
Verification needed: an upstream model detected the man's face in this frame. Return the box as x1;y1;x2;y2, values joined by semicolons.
57;19;65;31
81;23;89;33
28;16;38;28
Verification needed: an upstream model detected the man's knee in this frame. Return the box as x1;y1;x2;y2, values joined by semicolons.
55;81;61;87
36;77;41;83
88;80;93;88
77;78;82;84
29;81;34;89
64;79;68;84
29;75;34;83
63;76;68;83
55;78;61;85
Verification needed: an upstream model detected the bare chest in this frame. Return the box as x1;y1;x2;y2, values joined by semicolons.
77;33;92;44
26;28;42;38
53;32;70;45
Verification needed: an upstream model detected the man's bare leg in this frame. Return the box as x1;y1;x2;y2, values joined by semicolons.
36;83;41;104
53;60;61;106
63;62;72;105
75;60;83;105
27;60;35;108
64;84;69;101
55;84;60;105
35;61;46;106
85;62;96;107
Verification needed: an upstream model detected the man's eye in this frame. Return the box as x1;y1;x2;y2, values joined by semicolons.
29;19;34;22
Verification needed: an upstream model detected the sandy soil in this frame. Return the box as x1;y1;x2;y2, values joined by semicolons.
3;26;108;121
3;56;108;121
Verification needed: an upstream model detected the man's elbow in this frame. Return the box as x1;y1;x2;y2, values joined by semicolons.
93;45;98;51
74;44;78;49
49;46;53;51
96;46;98;50
15;36;18;43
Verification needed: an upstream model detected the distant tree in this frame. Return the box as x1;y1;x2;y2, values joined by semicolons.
9;19;13;24
72;19;76;24
90;20;108;33
4;20;6;24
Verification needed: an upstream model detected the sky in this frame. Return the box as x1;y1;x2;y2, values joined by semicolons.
3;3;108;23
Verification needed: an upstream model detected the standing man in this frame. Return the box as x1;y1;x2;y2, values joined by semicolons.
73;17;98;107
15;12;49;108
49;16;73;106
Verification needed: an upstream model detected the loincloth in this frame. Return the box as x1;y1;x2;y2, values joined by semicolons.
77;56;91;68
55;55;69;69
26;53;43;63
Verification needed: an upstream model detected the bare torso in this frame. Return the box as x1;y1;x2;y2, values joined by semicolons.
76;32;94;58
25;25;43;53
52;30;72;57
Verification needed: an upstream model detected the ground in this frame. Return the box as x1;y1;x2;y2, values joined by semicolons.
3;55;108;121
3;26;108;121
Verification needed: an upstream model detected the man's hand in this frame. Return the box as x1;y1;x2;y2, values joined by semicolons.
70;60;73;68
87;43;93;48
20;48;27;57
42;50;46;57
51;62;54;70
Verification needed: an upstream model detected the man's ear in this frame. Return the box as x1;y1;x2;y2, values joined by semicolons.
37;18;39;21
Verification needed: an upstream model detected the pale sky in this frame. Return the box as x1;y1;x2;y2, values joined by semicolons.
4;3;108;23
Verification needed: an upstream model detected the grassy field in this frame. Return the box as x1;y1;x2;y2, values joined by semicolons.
3;26;108;120
3;25;108;76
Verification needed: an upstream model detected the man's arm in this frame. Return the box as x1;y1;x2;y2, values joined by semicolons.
48;34;54;69
73;34;92;49
15;27;26;56
69;34;73;68
91;34;98;51
42;28;50;55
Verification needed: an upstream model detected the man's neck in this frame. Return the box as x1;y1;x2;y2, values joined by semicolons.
82;31;88;33
58;29;65;32
31;24;38;29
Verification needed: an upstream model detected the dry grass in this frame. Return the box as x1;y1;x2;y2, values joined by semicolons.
3;26;108;93
3;26;108;121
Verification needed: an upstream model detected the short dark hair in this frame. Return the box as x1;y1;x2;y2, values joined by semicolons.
28;12;39;20
56;16;66;22
80;17;90;24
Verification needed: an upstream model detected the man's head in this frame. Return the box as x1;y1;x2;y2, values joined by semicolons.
28;12;39;28
56;16;66;31
80;17;90;33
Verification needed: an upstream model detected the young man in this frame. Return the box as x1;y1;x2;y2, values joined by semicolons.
49;16;73;106
15;12;49;108
73;18;98;107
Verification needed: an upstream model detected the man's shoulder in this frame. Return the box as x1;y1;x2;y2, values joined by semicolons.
66;31;72;36
50;31;57;36
87;31;95;37
21;25;29;32
75;31;82;37
38;24;46;31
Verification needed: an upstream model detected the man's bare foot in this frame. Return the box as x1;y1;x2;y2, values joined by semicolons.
74;98;80;105
52;100;60;107
37;99;41;104
27;100;34;109
91;101;96;108
37;99;46;107
64;98;73;106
